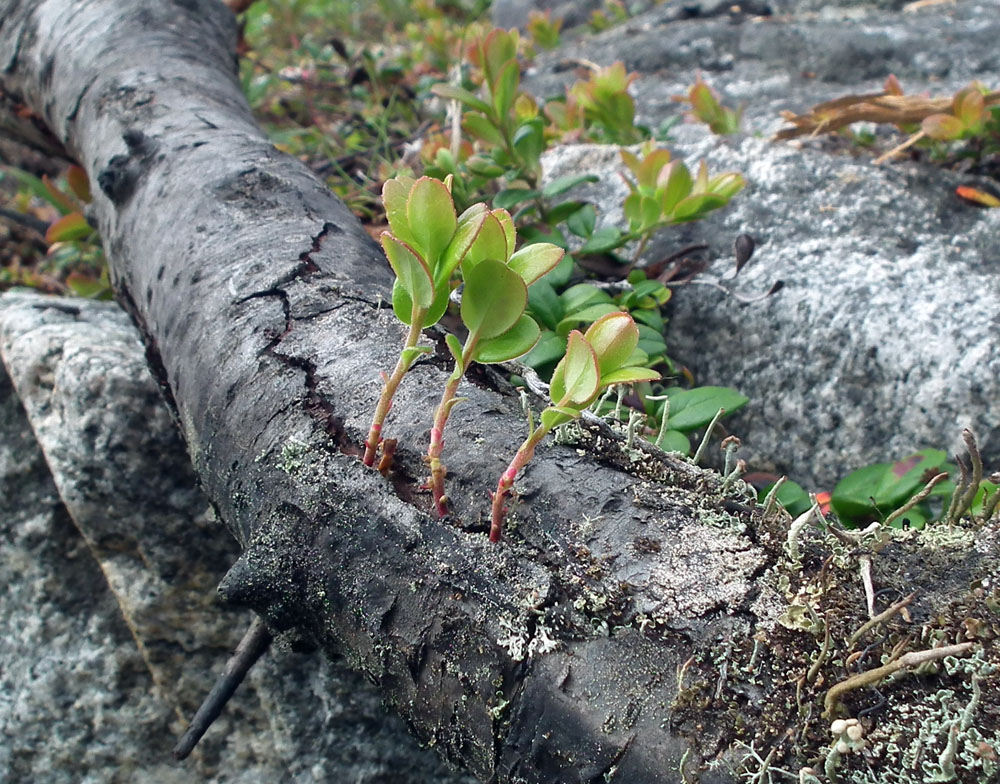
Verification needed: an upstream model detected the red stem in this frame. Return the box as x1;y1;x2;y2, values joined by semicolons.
427;375;461;516
490;423;549;542
363;316;424;467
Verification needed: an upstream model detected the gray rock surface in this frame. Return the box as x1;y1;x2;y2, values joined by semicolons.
0;292;474;784
529;0;1000;489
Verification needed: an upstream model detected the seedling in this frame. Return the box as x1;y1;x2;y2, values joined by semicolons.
490;312;660;541
674;76;743;135
426;219;564;515
364;174;498;466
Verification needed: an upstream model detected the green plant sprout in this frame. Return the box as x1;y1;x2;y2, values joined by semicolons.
758;429;1000;530
363;173;506;466
675;75;743;135
490;312;660;541
555;144;745;264
426;220;564;516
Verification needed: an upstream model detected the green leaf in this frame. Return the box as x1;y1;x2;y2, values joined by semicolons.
670;193;729;222
493;188;540;210
656;160;692;215
45;212;92;243
579;225;625;254
757;480;812;517
873;449;948;510
583;311;639;375
657;429;691;455
549;330;600;407
831;464;888;523
400;344;432;365
541;406;581;430
64;272;106;298
922;113;966;141
566;203;597;238
406;177;457;265
632;308;664;331
382;177;418;248
492;60;521;118
463;211;509;269
600;366;660;386
543;174;599;199
508;243;564;286
556;303;621;336
431;83;494;117
463;114;506;147
473;314;541;363
547;252;575;289
545;200;588;225
560;283;613;313
512;119;545;163
666;386;748;432
440;210;487;284
461;258;527;340
446;333;465;376
527;279;563;330
523;329;566;370
494;209;516;258
421;283;452;327
381;234;434;309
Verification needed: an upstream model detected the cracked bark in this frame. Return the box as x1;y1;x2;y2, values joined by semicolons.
0;2;766;782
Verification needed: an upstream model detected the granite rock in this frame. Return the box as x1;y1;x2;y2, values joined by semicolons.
527;0;1000;489
0;292;474;784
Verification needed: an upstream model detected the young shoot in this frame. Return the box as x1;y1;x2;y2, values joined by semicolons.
490;312;660;542
427;227;564;516
364;174;486;466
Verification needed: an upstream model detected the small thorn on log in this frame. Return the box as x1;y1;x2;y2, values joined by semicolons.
172;616;272;761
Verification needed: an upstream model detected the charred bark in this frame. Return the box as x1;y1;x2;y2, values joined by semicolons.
3;3;994;783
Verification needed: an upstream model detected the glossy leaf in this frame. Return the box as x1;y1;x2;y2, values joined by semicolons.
579;225;625;254
508;243;564;286
666;386;748;431
473;314;541;363
656;160;692;215
441;210;487;283
566;203;597;238
382;178;418;248
492;60;521;118
66;165;92;203
541;406;581;430
584;311;639;375
463;113;506;147
431;83;494;118
406;177;457;264
671;192;729;222
549;330;600;407
527;279;563;330
523;329;566;370
831;464;887;522
461;258;527;340
757;480;812;517
463;212;509;269
45;212;92;244
922;113;965;141
658;429;691;455
381;234;434;309
560;283;613;313
494;188;540;210
600;366;660;386
543;173;599;198
556;303;621;337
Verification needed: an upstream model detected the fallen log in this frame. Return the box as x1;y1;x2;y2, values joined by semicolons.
3;2;995;783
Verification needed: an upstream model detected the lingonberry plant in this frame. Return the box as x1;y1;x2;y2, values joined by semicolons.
490;312;660;541
364;174;499;466
426;210;564;515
